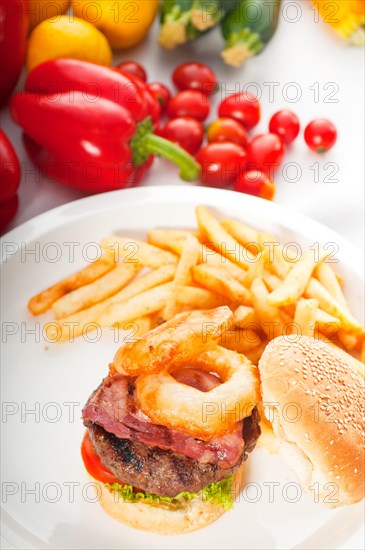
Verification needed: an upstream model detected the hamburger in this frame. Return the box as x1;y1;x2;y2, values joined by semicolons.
258;335;365;507
81;307;261;534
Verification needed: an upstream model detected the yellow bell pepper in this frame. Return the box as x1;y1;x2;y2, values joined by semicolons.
72;0;159;49
311;0;365;45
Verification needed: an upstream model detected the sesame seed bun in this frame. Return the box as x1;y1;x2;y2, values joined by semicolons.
88;463;245;534
258;335;365;507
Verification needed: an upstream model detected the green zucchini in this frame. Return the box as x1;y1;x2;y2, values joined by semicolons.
190;0;240;31
158;0;194;49
221;0;281;66
158;0;239;49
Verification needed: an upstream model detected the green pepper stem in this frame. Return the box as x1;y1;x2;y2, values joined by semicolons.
141;133;200;182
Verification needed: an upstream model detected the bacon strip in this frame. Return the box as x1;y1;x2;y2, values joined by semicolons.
82;372;244;468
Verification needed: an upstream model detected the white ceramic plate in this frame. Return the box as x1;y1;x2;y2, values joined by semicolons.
1;186;364;550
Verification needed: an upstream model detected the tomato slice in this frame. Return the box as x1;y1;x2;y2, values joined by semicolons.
81;431;122;485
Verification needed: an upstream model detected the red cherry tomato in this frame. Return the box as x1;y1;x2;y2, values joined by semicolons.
115;61;147;82
234;169;275;200
207;118;248;148
0;194;19;235
161;117;204;155
269;110;300;145
218;92;261;131
167;90;210;122
81;432;122;485
304;119;337;153
247;133;285;175
147;82;171;113
172;62;218;95
196;142;247;188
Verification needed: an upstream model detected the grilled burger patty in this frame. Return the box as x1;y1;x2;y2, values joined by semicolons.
87;407;260;497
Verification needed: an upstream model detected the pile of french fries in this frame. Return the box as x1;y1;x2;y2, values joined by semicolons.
28;205;364;372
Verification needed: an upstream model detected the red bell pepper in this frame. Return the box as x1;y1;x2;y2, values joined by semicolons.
0;129;21;202
23;59;158;125
11;89;200;193
0;0;28;107
0;129;20;234
0;195;19;235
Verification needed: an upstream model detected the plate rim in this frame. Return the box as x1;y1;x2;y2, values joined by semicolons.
1;186;364;277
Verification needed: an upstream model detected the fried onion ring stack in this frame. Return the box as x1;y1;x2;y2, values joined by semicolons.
112;306;260;442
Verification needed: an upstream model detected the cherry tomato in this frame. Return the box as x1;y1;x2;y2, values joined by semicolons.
207;118;248;148
196;142;247;188
247;133;285;175
81;432;122;485
234;169;275;200
0;194;18;235
161;117;204;155
115;61;147;82
269;110;300;145
218;92;261;131
147;82;171;113
172;62;218;95
167;90;210;122
304;119;337;153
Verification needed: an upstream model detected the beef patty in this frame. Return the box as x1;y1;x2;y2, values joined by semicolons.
87;407;260;497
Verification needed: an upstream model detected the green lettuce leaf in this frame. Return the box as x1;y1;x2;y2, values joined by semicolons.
105;474;233;511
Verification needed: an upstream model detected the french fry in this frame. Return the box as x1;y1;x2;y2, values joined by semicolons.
97;282;173;329
264;273;342;336
220;328;262;353
220;218;259;254
258;232;292;278
46;282;173;342
100;236;178;267
315;263;349;310
267;249;331;307
250;278;285;340
161;235;249;284
163;234;200;320
262;271;282;291
305;278;363;334
232;305;258;328
52;263;140;318
294;298;318;338
147;229;194;254
244;250;267;288
337;329;364;352
44;267;176;341
196;206;255;269
200;244;246;283
175;286;226;309
314;308;341;335
28;249;115;315
192;264;252;305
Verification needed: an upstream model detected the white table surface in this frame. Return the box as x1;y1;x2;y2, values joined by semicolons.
1;1;364;251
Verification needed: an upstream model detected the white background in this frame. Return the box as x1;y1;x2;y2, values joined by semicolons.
0;0;364;250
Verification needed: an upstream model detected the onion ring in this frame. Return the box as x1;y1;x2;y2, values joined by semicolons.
135;346;260;441
112;306;233;376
